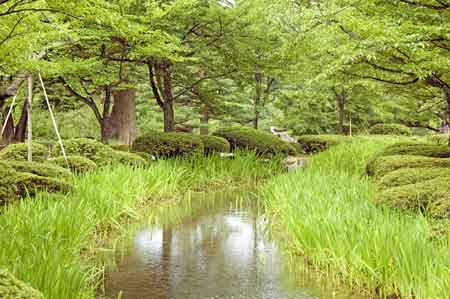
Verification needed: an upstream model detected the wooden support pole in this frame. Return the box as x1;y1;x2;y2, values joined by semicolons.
27;75;33;162
38;73;68;163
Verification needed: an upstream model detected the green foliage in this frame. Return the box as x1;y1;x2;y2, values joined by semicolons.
0;143;48;162
427;134;450;145
47;156;97;174
296;135;351;154
8;160;72;179
0;269;44;299
213;126;296;156
132;132;204;158
375;176;450;219
366;155;450;178
262;138;450;298
199;135;230;155
368;124;411;136
111;151;148;167
379;167;450;189
377;142;450;158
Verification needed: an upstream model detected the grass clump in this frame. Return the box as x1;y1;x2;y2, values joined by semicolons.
366;155;450;178
375;176;450;218
199;135;230;155
379;167;450;189
296;134;350;154
47;156;97;173
0;143;48;162
368;123;411;136
378;142;450;158
213;126;295;156
262;138;450;298
132;131;204;158
0;269;44;299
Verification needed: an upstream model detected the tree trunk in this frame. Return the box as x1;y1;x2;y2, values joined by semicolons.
14;100;28;142
163;101;175;133
200;108;209;135
336;92;345;135
161;62;175;132
103;89;137;145
254;72;263;130
101;86;113;142
1;109;14;144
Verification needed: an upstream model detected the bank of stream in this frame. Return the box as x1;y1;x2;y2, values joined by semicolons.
98;191;362;299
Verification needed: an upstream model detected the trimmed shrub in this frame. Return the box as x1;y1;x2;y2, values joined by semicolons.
296;135;350;154
368;123;411;136
132;132;204;158
199;135;230;155
112;150;148;167
378;142;450;158
213;126;296;156
0;143;48;162
375;176;450;218
366;155;450;178
0;269;44;299
53;138;111;164
110;144;130;152
47;155;97;173
8;160;72;179
379;167;450;189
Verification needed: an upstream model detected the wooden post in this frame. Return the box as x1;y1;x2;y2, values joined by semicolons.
27;75;33;162
38;73;68;163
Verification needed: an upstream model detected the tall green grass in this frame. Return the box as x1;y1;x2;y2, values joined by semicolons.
262;138;450;298
0;153;281;299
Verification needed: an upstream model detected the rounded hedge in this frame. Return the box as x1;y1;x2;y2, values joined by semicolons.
296;135;350;154
0;269;44;299
378;142;450;158
366;155;450;178
0;143;48;162
375;176;450;218
213;126;296;156
0;162;70;206
47;155;97;173
199;135;230;155
132;132;204;158
368;123;411;136
54;138;148;166
378;167;450;189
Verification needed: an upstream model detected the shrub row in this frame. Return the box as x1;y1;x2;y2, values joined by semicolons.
296;135;350;154
378;142;450;158
213;126;295;156
368;123;411;136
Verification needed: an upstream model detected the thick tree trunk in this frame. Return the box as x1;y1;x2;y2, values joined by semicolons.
103;89;137;145
336;92;345;135
200;108;209;135
14;100;28;142
163;101;175;133
161;62;175;133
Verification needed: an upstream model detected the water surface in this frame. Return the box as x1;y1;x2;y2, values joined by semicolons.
102;192;361;299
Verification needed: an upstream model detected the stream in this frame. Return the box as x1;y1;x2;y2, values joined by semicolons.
101;191;361;299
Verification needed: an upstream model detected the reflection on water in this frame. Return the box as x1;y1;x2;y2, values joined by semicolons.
102;193;360;299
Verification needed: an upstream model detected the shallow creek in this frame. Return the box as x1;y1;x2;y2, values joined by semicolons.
100;191;362;299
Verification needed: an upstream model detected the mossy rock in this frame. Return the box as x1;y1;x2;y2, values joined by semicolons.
375;176;450;218
111;150;148;167
378;142;450;158
366;155;450;178
379;167;450;189
296;135;350;154
368;123;411;136
0;143;48;162
7;161;72;179
0;269;44;299
213;126;296;157
132;132;204;158
199;135;230;155
47;155;97;173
